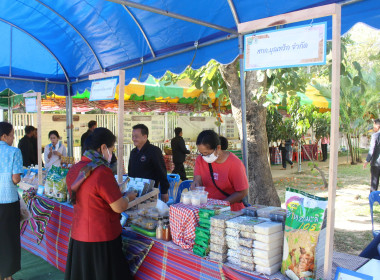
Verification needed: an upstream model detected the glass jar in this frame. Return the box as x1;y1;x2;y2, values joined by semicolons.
200;191;208;204
191;194;201;206
182;192;192;205
156;218;163;240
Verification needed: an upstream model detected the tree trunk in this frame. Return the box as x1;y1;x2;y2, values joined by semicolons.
346;133;355;164
219;59;281;206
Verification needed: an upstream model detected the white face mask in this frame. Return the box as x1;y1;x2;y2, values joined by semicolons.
103;148;112;163
202;150;218;164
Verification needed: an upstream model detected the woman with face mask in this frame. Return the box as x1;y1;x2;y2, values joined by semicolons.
191;130;249;211
44;130;67;170
65;128;136;280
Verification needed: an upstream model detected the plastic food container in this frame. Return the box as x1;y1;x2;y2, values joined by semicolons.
200;191;208;204
191;194;201;206
182;192;192;205
195;186;205;192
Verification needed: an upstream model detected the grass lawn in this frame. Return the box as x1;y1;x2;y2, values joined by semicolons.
274;162;380;255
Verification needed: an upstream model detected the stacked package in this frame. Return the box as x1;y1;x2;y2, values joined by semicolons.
208;211;243;263
252;221;283;275
193;205;230;257
225;216;264;271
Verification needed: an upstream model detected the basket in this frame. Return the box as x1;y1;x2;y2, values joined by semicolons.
164;147;172;155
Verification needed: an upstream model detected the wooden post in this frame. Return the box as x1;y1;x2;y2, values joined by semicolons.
117;71;125;184
324;4;341;279
37;92;42;186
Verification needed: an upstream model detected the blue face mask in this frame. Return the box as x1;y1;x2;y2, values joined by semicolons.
202;150;218;164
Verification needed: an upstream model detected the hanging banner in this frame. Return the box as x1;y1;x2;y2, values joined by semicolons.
25;97;37;113
90;78;117;101
244;22;326;71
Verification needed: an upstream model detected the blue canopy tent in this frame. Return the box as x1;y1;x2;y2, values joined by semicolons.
0;0;379;278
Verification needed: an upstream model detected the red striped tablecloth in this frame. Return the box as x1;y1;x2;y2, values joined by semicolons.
169;199;229;250
21;196;73;272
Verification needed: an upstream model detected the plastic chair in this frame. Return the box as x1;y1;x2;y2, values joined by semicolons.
166;174;181;206
369;191;380;238
175;180;193;203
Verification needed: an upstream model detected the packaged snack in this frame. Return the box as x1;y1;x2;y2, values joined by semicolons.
193;244;209;257
240;255;254;264
242;205;267;217
195;236;210;248
225;228;240;237
257;206;282;218
269;209;287;222
210;243;228;254
210;226;225;238
199;208;215;219
253;221;283;235
238;237;253;248
199;217;211;229
254;255;282;267
209;251;227;263
256;262;282;275
240;230;255;239
226;216;263;232
202;204;231;215
253;239;283;251
195;227;210;239
210;235;226;246
255;231;283;243
210;211;243;228
241;261;255;271
227;256;240;266
225;235;239;249
227;249;239;258
253;247;282;259
281;188;327;280
239;246;252;257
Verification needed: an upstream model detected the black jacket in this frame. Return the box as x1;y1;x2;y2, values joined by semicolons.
81;130;92;154
128;140;170;194
18;135;36;167
171;136;190;163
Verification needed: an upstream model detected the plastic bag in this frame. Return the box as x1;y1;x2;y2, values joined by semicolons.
156;199;169;216
281;188;327;280
20;196;31;223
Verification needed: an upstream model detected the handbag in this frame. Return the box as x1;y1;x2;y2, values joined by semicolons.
208;163;250;206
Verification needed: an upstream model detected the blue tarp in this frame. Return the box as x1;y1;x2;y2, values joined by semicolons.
0;0;379;95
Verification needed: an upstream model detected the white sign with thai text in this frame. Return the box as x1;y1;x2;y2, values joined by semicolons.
244;22;326;71
90;78;117;101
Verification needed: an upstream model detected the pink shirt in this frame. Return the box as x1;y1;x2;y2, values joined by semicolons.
321;137;330;144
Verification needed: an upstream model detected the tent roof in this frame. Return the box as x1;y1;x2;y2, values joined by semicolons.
0;0;379;95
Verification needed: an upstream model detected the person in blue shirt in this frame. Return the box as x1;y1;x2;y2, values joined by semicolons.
0;122;24;280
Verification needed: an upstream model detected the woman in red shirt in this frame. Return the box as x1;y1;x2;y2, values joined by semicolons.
192;130;249;211
65;128;136;280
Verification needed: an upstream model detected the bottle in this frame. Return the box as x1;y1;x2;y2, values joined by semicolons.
163;221;171;241
156;218;163;240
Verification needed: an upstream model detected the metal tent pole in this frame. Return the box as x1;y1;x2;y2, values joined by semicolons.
66;84;73;157
117;70;125;184
238;35;248;176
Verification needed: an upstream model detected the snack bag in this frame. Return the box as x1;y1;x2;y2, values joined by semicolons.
281;188;327;280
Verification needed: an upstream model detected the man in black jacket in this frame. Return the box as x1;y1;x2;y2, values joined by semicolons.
80;120;97;154
128;124;170;202
18;125;36;167
171;127;190;181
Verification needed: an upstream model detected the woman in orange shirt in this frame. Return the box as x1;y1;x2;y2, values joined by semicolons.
191;130;249;211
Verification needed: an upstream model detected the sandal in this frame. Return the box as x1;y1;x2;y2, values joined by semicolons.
291;165;294;169
280;168;286;170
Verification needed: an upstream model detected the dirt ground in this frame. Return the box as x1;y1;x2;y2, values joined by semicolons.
271;155;379;255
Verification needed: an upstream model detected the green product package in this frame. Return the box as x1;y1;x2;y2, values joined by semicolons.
281;188;327;280
199;208;216;219
195;227;210;239
193;244;209;257
199;217;211;229
195;235;210;248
